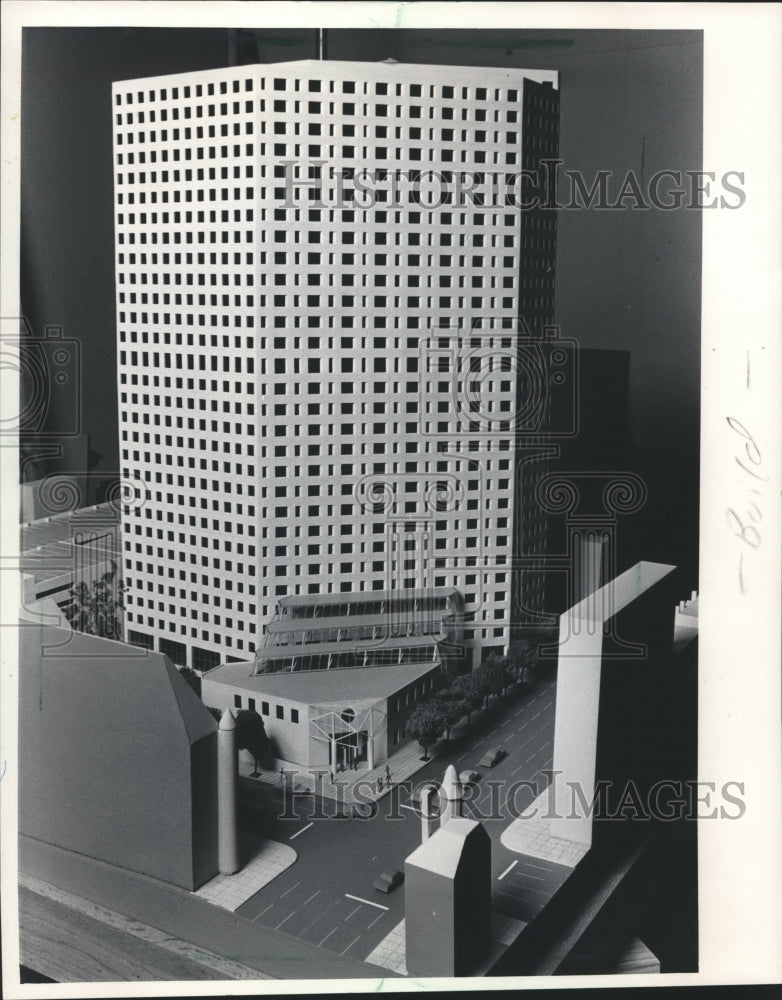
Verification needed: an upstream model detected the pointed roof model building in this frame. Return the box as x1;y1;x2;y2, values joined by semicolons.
405;817;491;976
19;623;220;890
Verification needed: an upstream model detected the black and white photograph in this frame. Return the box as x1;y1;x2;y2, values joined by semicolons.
1;2;779;994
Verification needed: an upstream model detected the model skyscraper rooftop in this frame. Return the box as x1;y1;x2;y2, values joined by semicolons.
113;59;559;672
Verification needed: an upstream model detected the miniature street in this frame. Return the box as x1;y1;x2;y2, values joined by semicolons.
235;671;570;964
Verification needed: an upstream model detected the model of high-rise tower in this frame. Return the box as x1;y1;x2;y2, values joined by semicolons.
113;59;559;672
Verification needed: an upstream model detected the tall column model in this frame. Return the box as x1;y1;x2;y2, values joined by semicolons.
440;764;463;826
217;708;240;875
366;710;374;771
420;785;439;842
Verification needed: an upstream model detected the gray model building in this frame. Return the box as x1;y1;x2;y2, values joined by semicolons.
18;622;231;891
549;559;679;848
404;816;492;977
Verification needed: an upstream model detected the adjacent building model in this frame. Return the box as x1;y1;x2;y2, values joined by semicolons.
113;58;559;673
19;621;223;891
201;586;459;768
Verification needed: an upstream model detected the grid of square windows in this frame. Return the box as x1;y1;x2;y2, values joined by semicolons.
115;61;558;665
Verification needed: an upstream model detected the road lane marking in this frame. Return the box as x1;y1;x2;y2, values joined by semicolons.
531;711;541;721
342;934;362;955
498;860;518;880
519;873;544;882
523;862;553;873
345;893;389;911
399;803;416;811
279;881;300;899
526;751;536;762
318;926;339;947
515;884;554;895
289;822;314;840
254;902;275;920
511;764;526;775
275;910;296;930
368;911;386;929
299;899;340;936
302;890;321;906
344;905;361;921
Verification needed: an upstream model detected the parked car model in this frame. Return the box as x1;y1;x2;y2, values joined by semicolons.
478;747;506;768
459;769;481;784
410;782;440;806
374;869;404;894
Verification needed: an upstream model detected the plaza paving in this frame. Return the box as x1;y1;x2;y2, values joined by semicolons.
194;835;296;912
364;911;526;976
500;787;590;868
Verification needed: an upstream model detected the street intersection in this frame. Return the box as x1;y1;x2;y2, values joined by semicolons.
236;670;571;963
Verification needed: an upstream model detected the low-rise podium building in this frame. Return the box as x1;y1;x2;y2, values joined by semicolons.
201;587;462;768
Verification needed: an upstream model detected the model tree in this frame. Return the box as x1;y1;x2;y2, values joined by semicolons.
484;652;517;695
450;674;483;725
235;708;270;776
64;565;125;641
486;658;508;701
473;659;505;709
509;638;542;686
432;688;466;741
405;701;446;760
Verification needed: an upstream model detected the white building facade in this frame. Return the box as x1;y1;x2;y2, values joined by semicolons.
113;59;559;672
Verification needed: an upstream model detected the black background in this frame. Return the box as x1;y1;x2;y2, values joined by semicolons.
21;27;702;586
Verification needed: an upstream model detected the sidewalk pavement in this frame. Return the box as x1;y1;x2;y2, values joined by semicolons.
364;911;526;976
500;788;589;868
194;833;296;911
237;699;493;805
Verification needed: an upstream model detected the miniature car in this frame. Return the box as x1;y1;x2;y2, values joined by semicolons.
478;747;506;768
374;869;404;894
459;769;480;784
410;782;440;805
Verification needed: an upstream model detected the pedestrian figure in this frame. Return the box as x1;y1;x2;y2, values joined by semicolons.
385;764;391;782
330;771;334;784
279;768;284;783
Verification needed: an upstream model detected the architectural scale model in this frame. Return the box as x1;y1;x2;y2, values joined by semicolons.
15;37;701;986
